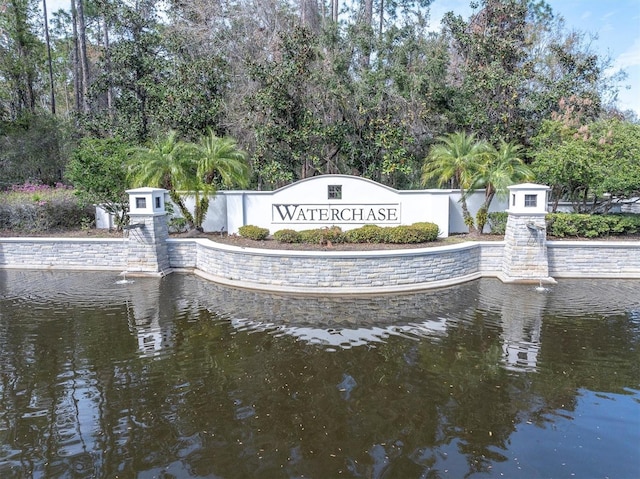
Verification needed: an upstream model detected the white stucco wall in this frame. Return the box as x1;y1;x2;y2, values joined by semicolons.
226;175;451;236
448;191;509;233
99;176;510;236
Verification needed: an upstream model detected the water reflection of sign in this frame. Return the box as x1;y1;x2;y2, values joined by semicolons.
272;203;401;224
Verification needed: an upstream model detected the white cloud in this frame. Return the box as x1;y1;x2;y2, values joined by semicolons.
613;37;640;70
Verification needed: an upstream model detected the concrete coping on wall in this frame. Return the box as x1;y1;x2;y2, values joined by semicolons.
0;238;125;243
546;240;640;248
170;237;495;258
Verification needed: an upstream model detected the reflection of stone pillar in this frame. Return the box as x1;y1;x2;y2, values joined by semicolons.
499;183;555;284
126;278;173;358
124;188;171;277
500;287;545;371
478;281;545;372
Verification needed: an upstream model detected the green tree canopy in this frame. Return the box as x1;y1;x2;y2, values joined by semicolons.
65;137;132;227
531;118;640;212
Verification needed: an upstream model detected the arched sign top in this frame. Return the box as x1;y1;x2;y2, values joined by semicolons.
272;174;403;197
269;175;406;226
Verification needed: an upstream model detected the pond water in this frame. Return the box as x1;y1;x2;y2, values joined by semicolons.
0;270;639;479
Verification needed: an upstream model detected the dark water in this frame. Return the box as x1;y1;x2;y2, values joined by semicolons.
0;270;639;479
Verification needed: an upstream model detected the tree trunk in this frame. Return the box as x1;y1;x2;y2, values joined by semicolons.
360;0;373;68
459;190;477;233
70;0;82;111
300;0;320;32
75;0;90;112
103;15;113;116
169;190;196;230
43;0;56;114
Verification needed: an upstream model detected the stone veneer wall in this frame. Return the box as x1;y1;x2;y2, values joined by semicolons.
1;237;639;293
547;241;640;278
167;239;505;293
0;238;128;270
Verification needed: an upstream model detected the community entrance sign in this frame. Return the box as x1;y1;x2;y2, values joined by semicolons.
224;175;451;236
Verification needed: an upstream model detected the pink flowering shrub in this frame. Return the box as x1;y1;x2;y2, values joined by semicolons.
0;182;94;231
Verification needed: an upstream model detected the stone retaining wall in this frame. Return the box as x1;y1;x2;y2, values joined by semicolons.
168;239;506;294
1;237;639;293
0;238;127;271
547;241;640;278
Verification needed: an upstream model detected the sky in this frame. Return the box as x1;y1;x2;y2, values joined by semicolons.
45;0;640;115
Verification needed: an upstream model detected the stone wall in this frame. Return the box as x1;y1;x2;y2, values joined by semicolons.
0;238;127;270
547;241;640;278
1;237;639;294
126;215;171;275
167;239;504;294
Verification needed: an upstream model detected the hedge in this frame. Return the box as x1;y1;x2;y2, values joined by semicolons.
487;212;640;238
546;213;640;238
273;222;440;245
0;183;94;232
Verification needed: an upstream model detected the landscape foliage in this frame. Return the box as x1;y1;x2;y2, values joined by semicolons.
0;0;638;233
257;223;440;245
0;182;93;231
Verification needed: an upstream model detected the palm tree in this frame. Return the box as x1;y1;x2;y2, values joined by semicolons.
422;131;489;232
471;140;534;233
192;131;249;228
128;131;199;229
128;130;249;231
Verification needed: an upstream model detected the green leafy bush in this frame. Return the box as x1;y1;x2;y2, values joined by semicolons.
238;225;269;240
273;229;301;243
0;182;93;232
487;212;508;235
345;222;439;244
546;213;640;238
298;226;345;244
384;223;440;244
344;224;386;243
411;222;440;241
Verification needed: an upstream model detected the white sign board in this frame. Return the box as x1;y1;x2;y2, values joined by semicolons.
224;175;450;237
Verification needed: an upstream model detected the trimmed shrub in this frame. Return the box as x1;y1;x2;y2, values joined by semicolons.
344;222;439;244
488;212;508;235
298;226;345;244
384;224;439;244
612;214;640;234
410;222;440;241
273;229;301;243
238;225;269;240
344;224;386;243
546;213;640;238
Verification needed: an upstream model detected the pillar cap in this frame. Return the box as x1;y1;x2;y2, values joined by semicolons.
126;187;169;215
506;183;549;214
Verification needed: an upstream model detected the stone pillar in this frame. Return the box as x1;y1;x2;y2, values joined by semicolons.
498;183;555;284
124;188;171;277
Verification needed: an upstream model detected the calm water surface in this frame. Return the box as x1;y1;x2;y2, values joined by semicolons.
0;270;639;478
